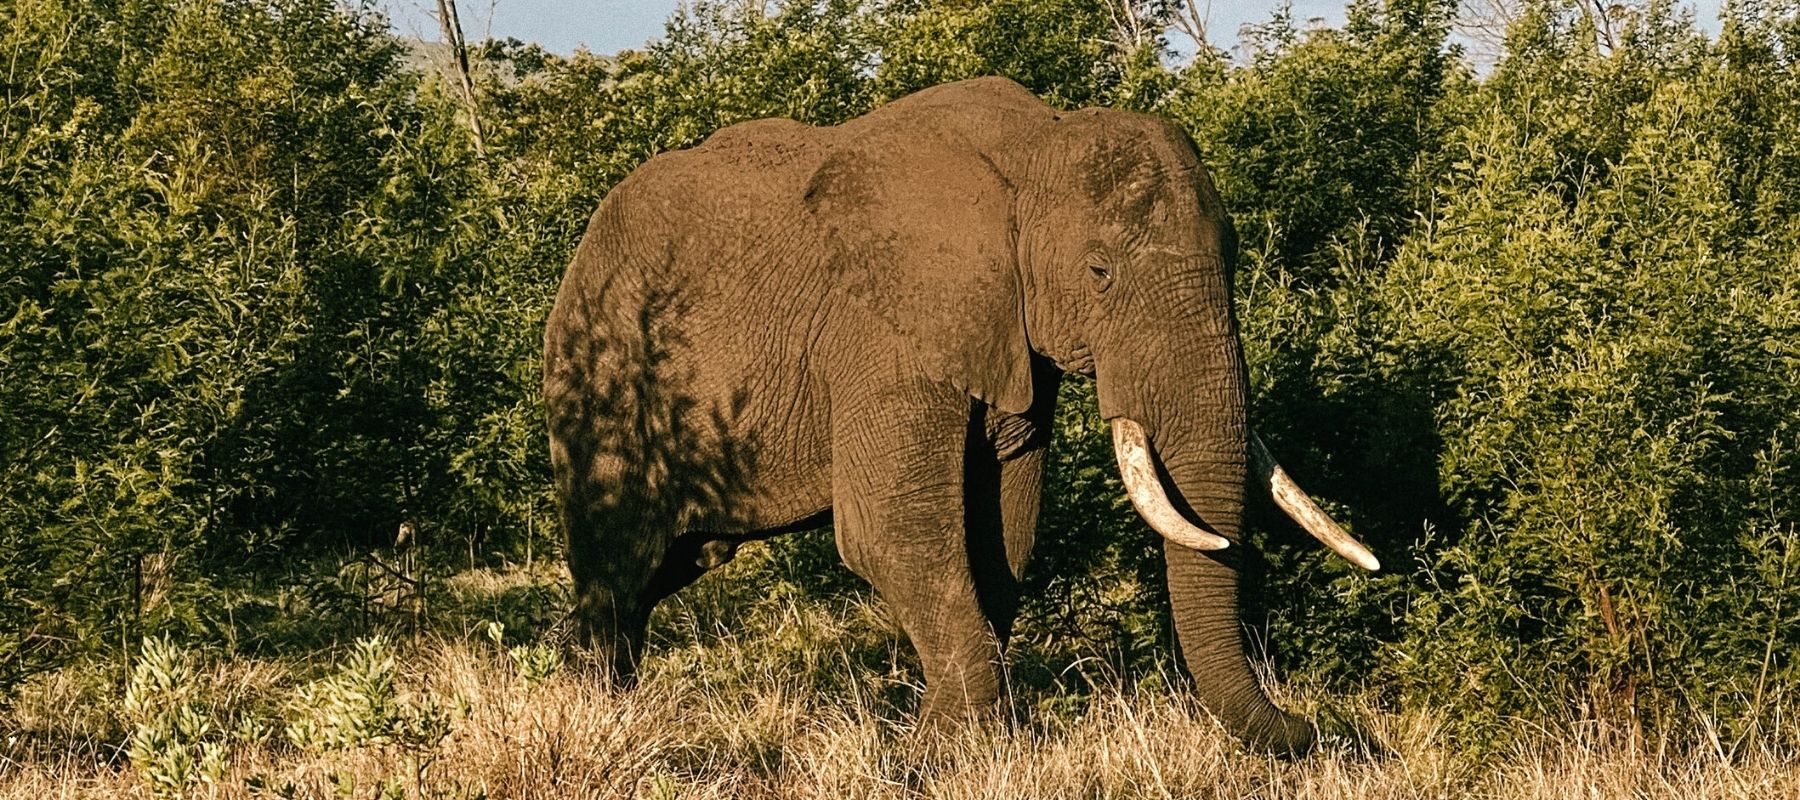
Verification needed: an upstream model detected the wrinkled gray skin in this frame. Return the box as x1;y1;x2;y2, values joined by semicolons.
544;77;1314;754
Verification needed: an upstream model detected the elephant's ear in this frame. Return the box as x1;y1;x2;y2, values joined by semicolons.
805;126;1033;414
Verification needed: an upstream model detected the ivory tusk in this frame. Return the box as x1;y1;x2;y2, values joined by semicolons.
1249;432;1381;571
1110;418;1231;551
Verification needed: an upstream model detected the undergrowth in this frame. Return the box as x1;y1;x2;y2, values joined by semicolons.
4;559;1798;799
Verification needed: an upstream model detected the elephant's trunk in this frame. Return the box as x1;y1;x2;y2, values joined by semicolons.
1139;415;1318;756
1096;315;1315;755
1164;537;1318;754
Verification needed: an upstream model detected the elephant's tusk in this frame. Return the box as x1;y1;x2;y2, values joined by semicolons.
1250;432;1381;571
1110;418;1231;551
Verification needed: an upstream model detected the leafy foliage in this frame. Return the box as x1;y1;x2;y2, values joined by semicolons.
0;0;503;677
486;621;564;687
287;636;455;757
1366;0;1800;743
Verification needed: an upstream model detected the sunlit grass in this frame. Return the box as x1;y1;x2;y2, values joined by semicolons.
5;562;1799;799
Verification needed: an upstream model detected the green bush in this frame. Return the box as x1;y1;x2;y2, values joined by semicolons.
286;636;453;754
1364;2;1800;745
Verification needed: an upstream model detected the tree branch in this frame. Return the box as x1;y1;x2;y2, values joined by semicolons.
435;0;487;157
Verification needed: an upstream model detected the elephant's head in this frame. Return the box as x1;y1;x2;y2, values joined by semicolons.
1005;107;1379;753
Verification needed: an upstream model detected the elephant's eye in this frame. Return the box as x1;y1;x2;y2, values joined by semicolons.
1087;264;1113;292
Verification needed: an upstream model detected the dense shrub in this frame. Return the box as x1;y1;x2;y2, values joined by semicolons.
1367;2;1800;744
1;0;486;680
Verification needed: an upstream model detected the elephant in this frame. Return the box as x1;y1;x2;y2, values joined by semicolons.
543;76;1378;755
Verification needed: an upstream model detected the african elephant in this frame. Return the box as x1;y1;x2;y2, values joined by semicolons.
543;77;1378;755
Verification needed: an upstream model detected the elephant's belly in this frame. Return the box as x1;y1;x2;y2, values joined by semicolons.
670;353;834;537
628;244;836;536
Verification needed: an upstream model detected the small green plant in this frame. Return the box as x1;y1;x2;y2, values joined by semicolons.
287;636;457;791
486;622;564;688
123;636;230;798
644;770;682;800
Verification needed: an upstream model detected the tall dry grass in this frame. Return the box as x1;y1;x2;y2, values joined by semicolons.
4;567;1799;799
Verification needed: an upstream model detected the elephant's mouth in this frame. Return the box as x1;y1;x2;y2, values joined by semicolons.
1108;417;1381;571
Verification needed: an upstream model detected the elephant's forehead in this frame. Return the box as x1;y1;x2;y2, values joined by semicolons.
1078;136;1156;198
1079;152;1203;224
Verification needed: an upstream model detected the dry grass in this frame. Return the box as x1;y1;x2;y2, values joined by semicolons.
5;570;1799;799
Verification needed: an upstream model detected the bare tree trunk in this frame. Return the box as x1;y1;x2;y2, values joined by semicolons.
1455;0;1520;69
1580;0;1618;54
435;0;487;157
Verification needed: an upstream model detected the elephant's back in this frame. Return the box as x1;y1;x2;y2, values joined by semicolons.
694;117;820;164
837;77;1053;157
629;117;829;214
545;117;838;534
546;113;836;420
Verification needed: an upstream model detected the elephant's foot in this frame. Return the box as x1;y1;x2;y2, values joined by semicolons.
570;629;644;689
916;659;1006;726
565;580;650;687
566;643;639;688
902;701;1007;768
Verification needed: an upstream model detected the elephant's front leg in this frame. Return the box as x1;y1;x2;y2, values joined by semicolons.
831;378;1003;722
963;443;1044;650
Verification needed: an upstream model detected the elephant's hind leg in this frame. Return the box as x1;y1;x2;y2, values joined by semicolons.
564;505;672;685
553;432;684;684
567;513;830;683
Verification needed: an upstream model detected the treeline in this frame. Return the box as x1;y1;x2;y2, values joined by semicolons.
3;0;1797;749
